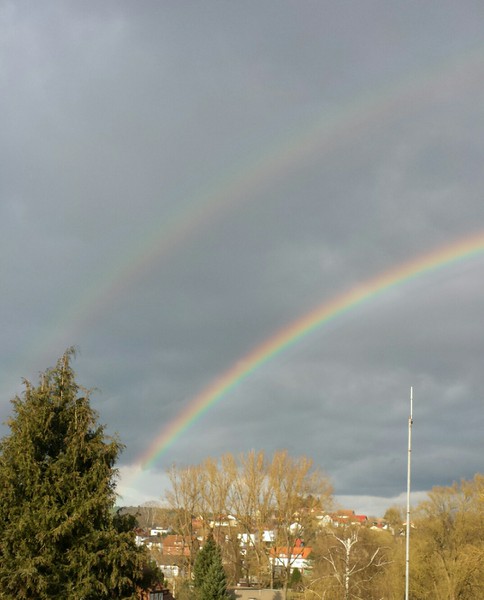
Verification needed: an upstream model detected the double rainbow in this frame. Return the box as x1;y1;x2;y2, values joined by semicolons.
30;42;483;366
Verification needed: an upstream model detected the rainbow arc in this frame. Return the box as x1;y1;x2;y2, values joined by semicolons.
136;231;484;471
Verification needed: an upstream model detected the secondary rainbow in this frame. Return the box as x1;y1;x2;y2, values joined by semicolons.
26;43;484;370
138;231;484;471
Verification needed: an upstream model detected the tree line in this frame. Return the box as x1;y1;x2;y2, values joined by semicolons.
164;449;333;596
162;455;484;600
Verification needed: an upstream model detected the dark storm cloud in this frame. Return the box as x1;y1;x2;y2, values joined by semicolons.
1;1;483;513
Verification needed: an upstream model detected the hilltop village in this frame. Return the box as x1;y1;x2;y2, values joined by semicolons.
124;504;398;591
124;474;484;599
126;450;415;598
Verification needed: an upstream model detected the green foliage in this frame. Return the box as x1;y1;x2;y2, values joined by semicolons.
289;567;302;590
0;350;156;599
193;532;229;600
139;560;164;592
193;532;217;589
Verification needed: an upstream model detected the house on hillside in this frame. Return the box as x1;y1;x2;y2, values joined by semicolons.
320;510;368;527
162;534;195;557
144;535;164;551
150;527;170;537
209;514;238;528
269;540;312;574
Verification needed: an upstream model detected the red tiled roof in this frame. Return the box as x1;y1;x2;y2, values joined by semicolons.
270;546;312;559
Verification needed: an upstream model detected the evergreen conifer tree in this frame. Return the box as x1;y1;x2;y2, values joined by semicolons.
193;532;218;589
0;350;156;599
193;532;229;600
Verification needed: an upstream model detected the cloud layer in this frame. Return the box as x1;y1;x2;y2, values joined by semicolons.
2;1;483;514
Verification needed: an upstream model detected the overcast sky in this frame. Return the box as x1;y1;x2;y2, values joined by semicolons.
2;1;484;516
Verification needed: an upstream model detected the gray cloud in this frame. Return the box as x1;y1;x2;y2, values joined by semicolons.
1;1;483;515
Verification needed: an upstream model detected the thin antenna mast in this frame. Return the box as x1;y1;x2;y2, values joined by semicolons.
405;386;413;600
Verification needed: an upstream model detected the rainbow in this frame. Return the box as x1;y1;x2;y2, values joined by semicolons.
137;231;484;470
30;43;484;367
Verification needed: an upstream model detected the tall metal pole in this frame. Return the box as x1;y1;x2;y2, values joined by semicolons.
405;386;413;600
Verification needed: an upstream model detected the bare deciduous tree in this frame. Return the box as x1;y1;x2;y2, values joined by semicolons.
268;451;333;598
166;463;204;578
411;475;484;600
310;526;392;600
164;450;333;592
